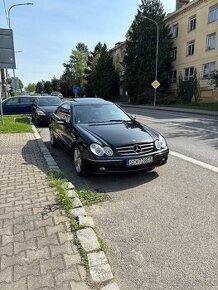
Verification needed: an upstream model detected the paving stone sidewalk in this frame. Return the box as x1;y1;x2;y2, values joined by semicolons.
0;133;92;290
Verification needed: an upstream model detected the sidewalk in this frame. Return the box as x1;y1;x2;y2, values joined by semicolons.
119;103;218;117
0;132;92;290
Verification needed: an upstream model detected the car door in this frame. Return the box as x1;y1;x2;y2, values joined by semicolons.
19;97;34;114
52;105;67;144
61;103;76;148
2;97;20;114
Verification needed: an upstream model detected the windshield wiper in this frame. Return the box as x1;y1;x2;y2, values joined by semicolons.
109;119;131;122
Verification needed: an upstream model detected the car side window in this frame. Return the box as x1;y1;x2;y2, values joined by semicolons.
20;97;34;104
4;97;19;105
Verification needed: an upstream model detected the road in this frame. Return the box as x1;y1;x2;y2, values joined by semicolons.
38;107;218;290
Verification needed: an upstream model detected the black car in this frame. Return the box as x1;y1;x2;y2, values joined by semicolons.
32;96;62;125
49;98;169;176
0;95;35;114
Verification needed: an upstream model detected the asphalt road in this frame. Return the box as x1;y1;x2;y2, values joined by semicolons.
38;107;218;290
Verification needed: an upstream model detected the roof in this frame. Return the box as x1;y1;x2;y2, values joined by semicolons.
69;98;112;105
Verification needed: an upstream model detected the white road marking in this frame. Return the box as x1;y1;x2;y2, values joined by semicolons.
136;115;218;134
126;107;218;121
170;150;218;173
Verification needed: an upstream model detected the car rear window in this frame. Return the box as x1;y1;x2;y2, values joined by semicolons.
38;97;62;106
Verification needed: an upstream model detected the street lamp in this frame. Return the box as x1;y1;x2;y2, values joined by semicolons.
142;15;159;107
8;2;33;95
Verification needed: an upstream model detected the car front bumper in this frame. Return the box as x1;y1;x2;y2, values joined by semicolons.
85;149;169;173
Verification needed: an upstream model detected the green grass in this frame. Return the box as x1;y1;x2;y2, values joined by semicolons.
159;103;218;111
77;189;111;207
0;115;32;133
47;171;72;213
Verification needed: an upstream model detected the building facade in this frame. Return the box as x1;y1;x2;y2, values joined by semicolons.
167;0;218;102
111;41;126;96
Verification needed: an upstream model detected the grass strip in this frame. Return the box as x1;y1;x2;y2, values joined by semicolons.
0;115;33;133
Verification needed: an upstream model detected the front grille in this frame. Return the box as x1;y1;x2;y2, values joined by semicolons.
116;142;155;156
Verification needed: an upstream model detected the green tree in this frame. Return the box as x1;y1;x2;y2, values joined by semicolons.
92;44;120;100
44;81;52;94
51;76;60;92
210;71;218;88
123;0;172;103
63;43;89;92
25;83;36;93
35;81;44;94
84;42;104;97
177;69;200;103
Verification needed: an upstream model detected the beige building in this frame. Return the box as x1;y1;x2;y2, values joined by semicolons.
167;0;218;102
111;41;126;96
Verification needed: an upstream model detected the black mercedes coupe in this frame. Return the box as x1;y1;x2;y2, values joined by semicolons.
49;98;169;176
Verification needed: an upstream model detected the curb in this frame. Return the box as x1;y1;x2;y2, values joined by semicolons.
118;103;218;117
31;125;119;290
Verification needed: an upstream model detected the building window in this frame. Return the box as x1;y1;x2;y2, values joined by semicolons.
208;5;218;23
202;62;216;79
171;47;177;60
169;71;177;83
188;15;196;31
206;33;216;50
187;41;195;56
171;24;178;38
184;67;194;80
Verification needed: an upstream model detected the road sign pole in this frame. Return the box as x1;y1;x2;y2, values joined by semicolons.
0;77;4;125
154;88;157;107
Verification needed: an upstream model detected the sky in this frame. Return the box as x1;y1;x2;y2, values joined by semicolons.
0;0;175;87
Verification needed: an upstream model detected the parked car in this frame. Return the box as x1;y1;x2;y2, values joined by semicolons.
0;95;35;114
49;98;169;176
32;95;62;125
51;91;64;100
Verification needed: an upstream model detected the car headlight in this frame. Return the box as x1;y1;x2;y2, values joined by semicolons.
155;136;167;150
90;143;104;156
36;110;46;116
90;143;113;157
104;146;113;156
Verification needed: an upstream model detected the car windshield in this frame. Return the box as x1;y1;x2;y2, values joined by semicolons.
74;104;131;124
38;97;61;106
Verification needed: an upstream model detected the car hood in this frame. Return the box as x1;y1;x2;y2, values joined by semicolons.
77;121;159;147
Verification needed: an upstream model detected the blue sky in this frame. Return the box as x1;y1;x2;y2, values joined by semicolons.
0;0;175;87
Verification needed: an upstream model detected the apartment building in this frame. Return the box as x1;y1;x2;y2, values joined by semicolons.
167;0;218;102
111;41;126;96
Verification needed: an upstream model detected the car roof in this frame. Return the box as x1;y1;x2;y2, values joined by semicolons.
68;98;112;105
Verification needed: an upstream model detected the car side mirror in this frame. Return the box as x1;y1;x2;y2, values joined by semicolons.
130;114;136;120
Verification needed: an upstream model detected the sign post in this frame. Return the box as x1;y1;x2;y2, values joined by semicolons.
151;80;160;107
0;28;16;124
0;77;3;125
73;85;81;98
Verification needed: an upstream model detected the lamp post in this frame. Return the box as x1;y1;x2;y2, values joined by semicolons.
142;15;159;107
8;2;33;95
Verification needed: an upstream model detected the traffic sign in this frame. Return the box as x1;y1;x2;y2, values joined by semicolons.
73;85;81;94
151;80;160;89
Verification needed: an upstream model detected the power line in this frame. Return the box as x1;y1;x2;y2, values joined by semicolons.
2;0;9;26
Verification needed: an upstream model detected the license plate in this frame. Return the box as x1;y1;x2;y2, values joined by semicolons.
126;156;153;167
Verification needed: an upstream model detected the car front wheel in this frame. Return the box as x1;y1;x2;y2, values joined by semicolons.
73;145;87;176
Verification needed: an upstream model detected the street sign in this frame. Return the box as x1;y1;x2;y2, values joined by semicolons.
151;80;160;89
73;85;81;94
11;77;19;89
0;28;16;69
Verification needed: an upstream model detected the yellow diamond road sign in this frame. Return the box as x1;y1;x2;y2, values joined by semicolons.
151;80;160;89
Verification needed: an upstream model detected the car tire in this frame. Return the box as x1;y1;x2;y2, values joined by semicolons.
50;129;58;147
73;145;87;177
34;117;39;126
